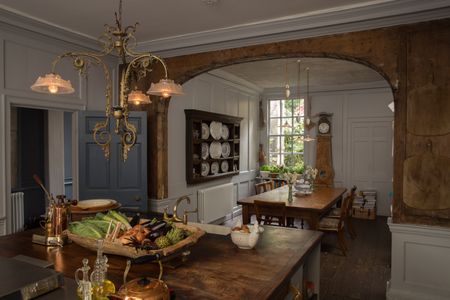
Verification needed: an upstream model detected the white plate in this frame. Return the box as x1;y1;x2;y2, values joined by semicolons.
211;162;219;175
209;141;222;159
201;162;210;176
210;121;223;140
221;160;229;172
201;142;209;160
77;199;116;210
201;123;210;139
221;142;231;158
221;124;229;140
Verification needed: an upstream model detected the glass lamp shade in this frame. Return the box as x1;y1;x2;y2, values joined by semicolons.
147;79;184;98
128;89;151;105
285;84;290;99
303;135;315;142
30;73;75;94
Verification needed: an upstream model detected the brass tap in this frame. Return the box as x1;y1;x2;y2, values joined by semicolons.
173;195;191;224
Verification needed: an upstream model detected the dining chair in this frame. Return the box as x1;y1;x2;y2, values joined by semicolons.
254;200;287;227
318;194;351;256
327;185;357;239
254;180;274;195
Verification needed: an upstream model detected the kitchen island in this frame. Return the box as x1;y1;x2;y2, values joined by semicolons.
0;226;322;299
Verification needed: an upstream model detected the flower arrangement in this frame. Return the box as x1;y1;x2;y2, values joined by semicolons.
304;166;318;181
281;172;298;185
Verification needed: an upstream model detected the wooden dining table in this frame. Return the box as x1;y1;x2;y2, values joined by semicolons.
237;186;347;230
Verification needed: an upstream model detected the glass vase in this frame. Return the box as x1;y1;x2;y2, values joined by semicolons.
288;184;293;203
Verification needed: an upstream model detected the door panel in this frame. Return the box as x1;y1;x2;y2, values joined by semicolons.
78;111;148;211
348;119;393;216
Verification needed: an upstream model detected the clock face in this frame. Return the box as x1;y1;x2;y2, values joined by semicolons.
318;122;330;134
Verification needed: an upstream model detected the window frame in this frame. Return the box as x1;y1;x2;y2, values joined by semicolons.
267;98;305;166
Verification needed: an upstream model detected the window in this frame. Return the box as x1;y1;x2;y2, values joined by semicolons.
268;98;305;166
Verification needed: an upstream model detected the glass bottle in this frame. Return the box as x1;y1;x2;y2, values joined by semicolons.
75;258;92;300
90;239;116;299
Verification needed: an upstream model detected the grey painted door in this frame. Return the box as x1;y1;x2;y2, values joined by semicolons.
78;111;147;211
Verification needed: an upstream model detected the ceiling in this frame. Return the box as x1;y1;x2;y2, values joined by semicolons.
0;0;389;42
219;58;386;90
0;0;446;89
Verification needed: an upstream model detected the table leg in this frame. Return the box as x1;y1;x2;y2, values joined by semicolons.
309;215;319;230
241;205;250;224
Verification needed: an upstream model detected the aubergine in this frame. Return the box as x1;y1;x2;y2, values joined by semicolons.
146;230;162;241
129;213;141;227
144;220;166;231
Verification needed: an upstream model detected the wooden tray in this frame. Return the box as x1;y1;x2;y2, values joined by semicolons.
64;222;205;259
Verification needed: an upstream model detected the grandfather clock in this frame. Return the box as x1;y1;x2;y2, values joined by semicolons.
315;113;334;187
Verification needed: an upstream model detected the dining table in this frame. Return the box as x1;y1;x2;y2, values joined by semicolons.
237;186;347;229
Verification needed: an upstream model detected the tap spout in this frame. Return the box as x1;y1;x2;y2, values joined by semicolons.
173;195;191;223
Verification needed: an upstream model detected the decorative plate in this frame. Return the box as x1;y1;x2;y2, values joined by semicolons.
201;123;210;139
221;142;231;158
221;160;229;173
201;142;209;160
211;162;219;175
221;124;229;140
210;121;223;140
201;161;210;176
209;141;222;159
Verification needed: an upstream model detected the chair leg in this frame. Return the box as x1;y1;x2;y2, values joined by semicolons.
337;230;347;256
347;217;357;239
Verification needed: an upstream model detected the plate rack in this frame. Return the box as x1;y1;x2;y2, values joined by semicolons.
185;109;242;184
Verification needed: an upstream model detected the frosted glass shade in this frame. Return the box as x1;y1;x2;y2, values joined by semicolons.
128;89;151;105
30;73;74;94
147;79;184;98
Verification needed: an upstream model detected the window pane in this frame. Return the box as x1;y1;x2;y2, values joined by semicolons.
282;100;293;117
269;100;280;117
293;117;304;135
292;136;304;153
269;118;280;135
269;154;279;165
284;154;303;166
293;99;304;116
269;136;280;153
281;118;292;135
284;135;294;153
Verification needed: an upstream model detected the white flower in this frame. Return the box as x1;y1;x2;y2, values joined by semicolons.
281;172;298;184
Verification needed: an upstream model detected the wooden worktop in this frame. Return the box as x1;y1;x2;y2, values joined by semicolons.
0;226;322;299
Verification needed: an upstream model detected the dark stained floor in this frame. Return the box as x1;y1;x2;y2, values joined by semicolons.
319;217;391;300
224;216;391;300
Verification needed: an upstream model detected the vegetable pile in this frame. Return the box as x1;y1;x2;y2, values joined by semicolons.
68;211;191;250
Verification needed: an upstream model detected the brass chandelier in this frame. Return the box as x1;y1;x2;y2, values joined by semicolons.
30;0;183;161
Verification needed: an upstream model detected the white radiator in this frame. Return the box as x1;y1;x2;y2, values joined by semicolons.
11;192;24;233
198;183;233;223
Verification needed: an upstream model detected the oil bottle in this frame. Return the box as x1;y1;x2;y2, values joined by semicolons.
90;239;116;299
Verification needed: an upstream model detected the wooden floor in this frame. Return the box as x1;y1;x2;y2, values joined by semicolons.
224;216;391;300
319;217;391;300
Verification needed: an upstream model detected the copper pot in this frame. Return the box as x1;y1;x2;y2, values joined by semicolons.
111;254;170;300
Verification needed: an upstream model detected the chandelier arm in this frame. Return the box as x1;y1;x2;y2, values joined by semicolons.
50;52;115;159
120;117;137;162
123;48;169;79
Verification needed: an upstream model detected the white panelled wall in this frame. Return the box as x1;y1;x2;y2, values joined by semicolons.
262;84;394;216
0;24;116;234
153;72;261;224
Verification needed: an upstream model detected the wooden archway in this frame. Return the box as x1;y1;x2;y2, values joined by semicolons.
146;18;450;227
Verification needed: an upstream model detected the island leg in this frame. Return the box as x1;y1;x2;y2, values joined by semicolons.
241;204;250;224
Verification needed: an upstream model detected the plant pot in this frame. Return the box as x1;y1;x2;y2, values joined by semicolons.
260;171;270;178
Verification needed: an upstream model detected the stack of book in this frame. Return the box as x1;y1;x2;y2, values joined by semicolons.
352;190;377;219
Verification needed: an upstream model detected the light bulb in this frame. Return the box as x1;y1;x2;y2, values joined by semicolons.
162;92;170;98
135;100;141;105
285;84;290;98
48;85;59;94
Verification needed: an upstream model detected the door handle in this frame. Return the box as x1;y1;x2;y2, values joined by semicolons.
134;196;141;202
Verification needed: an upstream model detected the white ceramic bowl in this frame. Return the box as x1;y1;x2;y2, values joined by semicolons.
230;225;262;249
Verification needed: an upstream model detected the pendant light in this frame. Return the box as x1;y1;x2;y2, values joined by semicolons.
303;65;315;142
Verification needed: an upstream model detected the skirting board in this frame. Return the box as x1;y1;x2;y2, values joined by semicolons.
387;218;450;300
